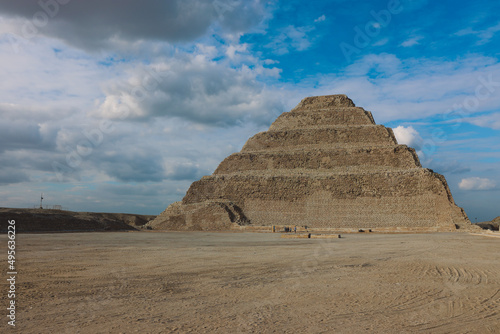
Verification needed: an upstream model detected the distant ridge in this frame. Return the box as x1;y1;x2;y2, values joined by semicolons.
0;207;155;232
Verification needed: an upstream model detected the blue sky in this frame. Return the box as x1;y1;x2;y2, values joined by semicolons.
0;0;499;222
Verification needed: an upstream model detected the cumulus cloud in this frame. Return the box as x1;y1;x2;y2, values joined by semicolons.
0;120;45;153
459;177;497;190
164;162;205;181
401;36;423;47
95;55;284;126
456;22;500;45
94;149;166;183
265;25;315;55
466;112;500;130
314;15;326;23
392;125;423;149
0;0;269;51
0;168;30;185
392;125;472;174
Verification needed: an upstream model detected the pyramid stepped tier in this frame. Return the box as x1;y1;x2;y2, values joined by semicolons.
214;146;421;175
269;107;375;131
242;125;398;152
149;94;476;232
179;170;460;228
184;169;451;205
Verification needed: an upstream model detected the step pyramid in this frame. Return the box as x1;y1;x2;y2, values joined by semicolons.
150;95;474;232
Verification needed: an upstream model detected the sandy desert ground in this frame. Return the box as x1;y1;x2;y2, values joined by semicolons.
1;231;499;333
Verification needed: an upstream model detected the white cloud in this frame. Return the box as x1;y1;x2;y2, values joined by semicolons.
95;52;284;126
393;125;423;150
465;112;500;130
401;36;424;47
456;22;500;45
225;43;247;60
392;125;430;162
314;15;326;23
373;38;389;46
344;53;402;76
0;0;270;51
265;25;315;55
459;177;497;190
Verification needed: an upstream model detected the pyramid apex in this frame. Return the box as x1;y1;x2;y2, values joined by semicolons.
293;94;355;111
